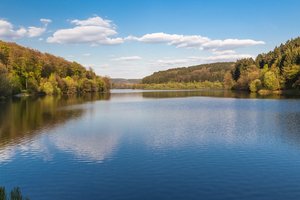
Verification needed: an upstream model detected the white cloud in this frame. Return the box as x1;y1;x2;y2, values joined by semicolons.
0;18;50;39
0;19;27;39
40;18;52;25
203;54;254;62
126;32;265;51
156;58;191;66
101;64;110;68
71;17;110;27
83;53;91;56
202;39;265;50
211;49;236;55
154;54;253;67
83;63;96;68
111;56;142;61
27;26;46;37
47;16;123;45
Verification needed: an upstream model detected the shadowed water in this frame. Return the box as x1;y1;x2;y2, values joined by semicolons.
1;90;300;200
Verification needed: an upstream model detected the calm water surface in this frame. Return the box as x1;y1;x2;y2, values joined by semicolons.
1;90;300;200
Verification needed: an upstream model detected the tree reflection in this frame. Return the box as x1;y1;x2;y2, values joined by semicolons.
141;89;297;99
0;93;110;147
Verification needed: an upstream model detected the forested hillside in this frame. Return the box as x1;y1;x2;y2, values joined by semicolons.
229;37;300;92
142;62;234;84
111;78;141;89
0;40;110;98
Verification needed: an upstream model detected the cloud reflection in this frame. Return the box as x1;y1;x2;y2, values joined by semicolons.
51;131;119;163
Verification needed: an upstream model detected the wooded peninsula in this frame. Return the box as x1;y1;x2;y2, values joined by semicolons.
0;40;110;98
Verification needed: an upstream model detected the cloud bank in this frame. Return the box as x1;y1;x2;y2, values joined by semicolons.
46;16;265;53
126;32;265;51
111;56;142;61
154;53;253;67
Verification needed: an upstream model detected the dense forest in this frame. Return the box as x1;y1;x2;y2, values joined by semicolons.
229;37;300;93
0;40;110;98
142;62;234;84
141;37;300;93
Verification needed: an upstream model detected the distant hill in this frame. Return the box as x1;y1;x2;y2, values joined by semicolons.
142;62;235;84
111;78;141;84
0;40;110;97
111;78;141;89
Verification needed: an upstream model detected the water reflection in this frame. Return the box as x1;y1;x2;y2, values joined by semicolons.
51;127;120;163
140;98;300;150
1;91;300;164
1;90;300;200
0;93;110;143
276;112;300;146
0;93;110;163
141;89;298;99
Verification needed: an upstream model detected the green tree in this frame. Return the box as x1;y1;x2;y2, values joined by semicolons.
223;71;235;89
63;76;78;94
40;81;54;95
282;65;300;88
0;45;10;68
263;71;280;90
0;64;12;97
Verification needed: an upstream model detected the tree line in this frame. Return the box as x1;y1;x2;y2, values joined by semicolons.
0;40;110;98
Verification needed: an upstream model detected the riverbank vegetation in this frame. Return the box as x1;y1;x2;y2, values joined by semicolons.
0;40;110;99
132;81;223;90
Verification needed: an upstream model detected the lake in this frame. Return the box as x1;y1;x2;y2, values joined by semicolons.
1;89;300;200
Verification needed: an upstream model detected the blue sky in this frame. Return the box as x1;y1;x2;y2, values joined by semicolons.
0;0;299;78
